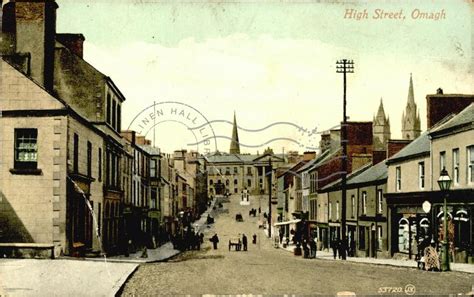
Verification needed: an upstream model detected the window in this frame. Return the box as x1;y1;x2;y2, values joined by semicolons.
73;133;79;173
87;141;92;177
209;180;213;186
112;100;117;130
418;162;425;189
226;167;230;175
150;159;156;178
234;167;238;174
151;188;157;209
362;191;367;215
359;226;366;249
328;202;332;220
247;167;252;175
351;195;355;218
98;202;101;236
234;179;238;185
226;179;229;186
453;148;459;185
117;104;121;132
377;226;383;250
14;128;38;169
336;201;339;220
395;166;401;191
468;146;474;184
440;151;446;171
247;179;251;187
377;189;383;213
98;148;102;182
106;93;111;124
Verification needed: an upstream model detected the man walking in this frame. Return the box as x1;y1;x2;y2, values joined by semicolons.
331;238;338;259
242;234;248;251
210;233;219;250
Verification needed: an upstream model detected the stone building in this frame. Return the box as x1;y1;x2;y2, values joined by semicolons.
0;0;129;256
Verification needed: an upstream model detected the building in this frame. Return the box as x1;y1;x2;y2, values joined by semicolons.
0;0;133;256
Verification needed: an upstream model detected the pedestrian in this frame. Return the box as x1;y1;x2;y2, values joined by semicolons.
199;232;204;244
309;237;316;259
338;239;344;259
210;233;219;249
242;234;248;251
303;239;310;258
252;234;257;244
332;238;338;260
313;236;318;258
258;207;261;214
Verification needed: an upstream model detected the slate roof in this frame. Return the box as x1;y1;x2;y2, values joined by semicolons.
386;131;430;164
347;160;387;185
137;145;161;156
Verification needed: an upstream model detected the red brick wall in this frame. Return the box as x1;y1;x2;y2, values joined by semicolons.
426;94;474;128
387;140;411;158
57;33;85;58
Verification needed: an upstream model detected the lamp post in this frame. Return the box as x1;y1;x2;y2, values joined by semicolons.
437;167;452;272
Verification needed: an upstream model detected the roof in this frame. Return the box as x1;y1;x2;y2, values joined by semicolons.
386;131;430;164
319;162;372;192
347;160;387;185
429;103;474;136
138;145;161;156
205;152;286;164
298;147;341;173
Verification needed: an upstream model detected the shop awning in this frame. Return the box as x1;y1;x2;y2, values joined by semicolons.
274;219;301;226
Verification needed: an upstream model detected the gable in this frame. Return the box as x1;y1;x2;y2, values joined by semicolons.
0;59;65;111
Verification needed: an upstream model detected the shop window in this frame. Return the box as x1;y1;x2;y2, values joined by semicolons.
377;226;383;251
351;195;355;218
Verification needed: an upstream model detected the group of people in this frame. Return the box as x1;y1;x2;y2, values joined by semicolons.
248;208;258;217
171;229;204;251
331;238;349;259
302;237;318;259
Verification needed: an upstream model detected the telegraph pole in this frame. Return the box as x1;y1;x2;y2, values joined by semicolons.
336;59;354;260
268;158;272;238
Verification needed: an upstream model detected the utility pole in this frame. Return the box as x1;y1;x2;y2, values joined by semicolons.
268;158;272;238
336;59;354;260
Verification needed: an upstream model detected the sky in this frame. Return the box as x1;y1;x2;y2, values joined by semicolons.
55;0;473;154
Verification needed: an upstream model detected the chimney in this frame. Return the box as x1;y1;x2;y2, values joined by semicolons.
56;33;84;58
426;92;474;128
303;151;316;161
12;0;58;91
387;139;411;159
372;150;386;165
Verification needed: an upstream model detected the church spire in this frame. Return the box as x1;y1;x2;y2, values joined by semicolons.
229;111;240;154
407;73;415;105
373;97;391;151
402;73;421;140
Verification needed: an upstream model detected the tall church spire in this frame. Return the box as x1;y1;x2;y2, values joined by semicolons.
402;73;421;140
229;111;240;154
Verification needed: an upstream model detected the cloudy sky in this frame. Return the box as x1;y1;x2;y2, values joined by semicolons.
56;0;473;154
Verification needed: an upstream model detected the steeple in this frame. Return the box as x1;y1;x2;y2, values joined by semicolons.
229;111;240;154
373;97;391;151
402;73;421;140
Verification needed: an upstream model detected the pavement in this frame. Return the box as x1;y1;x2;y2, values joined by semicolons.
0;197;223;296
266;230;474;274
0;258;137;296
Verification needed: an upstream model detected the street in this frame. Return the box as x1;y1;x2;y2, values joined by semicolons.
121;195;474;296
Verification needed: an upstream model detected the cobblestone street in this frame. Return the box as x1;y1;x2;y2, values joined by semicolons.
121;195;474;295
